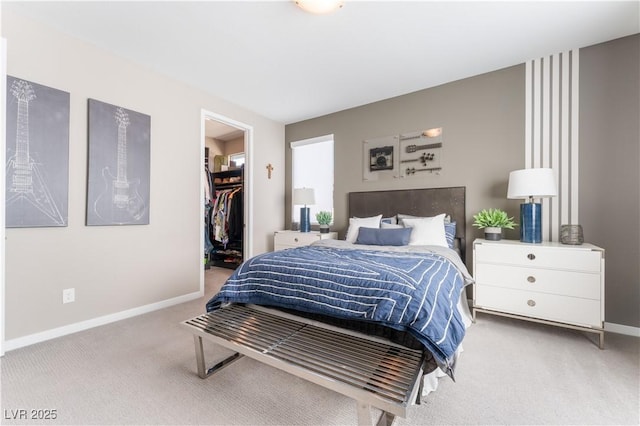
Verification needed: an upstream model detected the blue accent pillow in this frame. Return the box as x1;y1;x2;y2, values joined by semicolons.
444;221;456;249
355;227;412;246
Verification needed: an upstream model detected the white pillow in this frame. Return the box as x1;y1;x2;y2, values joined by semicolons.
402;214;448;247
345;215;382;243
397;213;451;226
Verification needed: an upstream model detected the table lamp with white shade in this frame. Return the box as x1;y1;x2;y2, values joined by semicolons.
507;168;557;243
293;188;315;233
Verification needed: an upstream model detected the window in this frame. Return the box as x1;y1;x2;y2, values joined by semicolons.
229;152;245;168
291;135;334;225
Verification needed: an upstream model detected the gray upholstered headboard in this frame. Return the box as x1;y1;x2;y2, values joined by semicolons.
348;186;466;262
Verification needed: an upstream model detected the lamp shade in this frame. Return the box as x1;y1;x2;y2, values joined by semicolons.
293;188;315;206
507;168;558;199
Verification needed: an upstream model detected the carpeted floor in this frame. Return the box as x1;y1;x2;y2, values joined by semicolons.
1;267;638;425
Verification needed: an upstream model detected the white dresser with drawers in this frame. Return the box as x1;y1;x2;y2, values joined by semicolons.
273;230;338;251
472;239;605;348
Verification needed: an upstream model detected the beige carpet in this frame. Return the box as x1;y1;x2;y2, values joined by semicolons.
1;267;638;425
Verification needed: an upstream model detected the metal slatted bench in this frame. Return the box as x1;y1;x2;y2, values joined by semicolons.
180;304;425;426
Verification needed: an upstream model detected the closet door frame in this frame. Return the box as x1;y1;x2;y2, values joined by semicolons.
1;38;7;356
200;109;253;290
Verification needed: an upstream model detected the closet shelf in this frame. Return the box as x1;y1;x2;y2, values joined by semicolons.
214;182;243;189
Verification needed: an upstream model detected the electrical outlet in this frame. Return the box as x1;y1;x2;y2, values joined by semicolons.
62;288;75;304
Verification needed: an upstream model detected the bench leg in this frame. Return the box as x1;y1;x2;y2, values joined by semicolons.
356;402;372;426
356;402;395;426
193;335;243;379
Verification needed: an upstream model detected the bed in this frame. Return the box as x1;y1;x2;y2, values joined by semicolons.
182;186;473;425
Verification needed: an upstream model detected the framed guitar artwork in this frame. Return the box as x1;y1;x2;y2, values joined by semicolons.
362;127;443;182
5;76;70;228
86;99;150;226
399;128;443;177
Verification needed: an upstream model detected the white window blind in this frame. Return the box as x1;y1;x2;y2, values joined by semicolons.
291;135;334;225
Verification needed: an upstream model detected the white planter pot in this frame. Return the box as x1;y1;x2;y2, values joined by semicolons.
484;227;502;241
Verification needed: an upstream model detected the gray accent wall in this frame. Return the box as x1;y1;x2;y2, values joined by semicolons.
286;64;526;264
579;34;639;329
286;35;639;329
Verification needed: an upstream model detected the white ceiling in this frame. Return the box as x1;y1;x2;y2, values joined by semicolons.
204;118;245;141
4;1;639;126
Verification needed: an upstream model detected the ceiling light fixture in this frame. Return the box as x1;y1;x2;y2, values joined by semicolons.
295;0;344;15
422;128;442;138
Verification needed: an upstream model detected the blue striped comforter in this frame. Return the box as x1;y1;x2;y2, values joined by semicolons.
206;244;470;376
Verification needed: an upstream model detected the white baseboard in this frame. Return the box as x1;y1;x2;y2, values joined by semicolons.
3;290;203;352
605;322;640;337
468;298;640;338
4;295;638;353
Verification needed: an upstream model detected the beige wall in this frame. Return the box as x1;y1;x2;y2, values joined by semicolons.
204;136;244;165
286;35;640;329
205;136;225;163
224;137;244;156
2;11;285;342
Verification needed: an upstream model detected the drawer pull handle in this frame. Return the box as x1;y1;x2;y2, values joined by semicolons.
527;276;536;283
294;238;298;242
527;253;536;260
527;299;536;307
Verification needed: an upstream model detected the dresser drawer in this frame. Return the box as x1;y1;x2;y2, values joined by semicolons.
274;231;338;251
475;285;602;328
475;243;601;272
275;232;321;247
475;263;601;299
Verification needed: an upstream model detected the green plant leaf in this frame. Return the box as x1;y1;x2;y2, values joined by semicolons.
315;211;332;225
472;208;517;229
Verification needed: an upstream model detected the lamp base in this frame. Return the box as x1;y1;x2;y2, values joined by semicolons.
520;203;542;243
300;207;311;232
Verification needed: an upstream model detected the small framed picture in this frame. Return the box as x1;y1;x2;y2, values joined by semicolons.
362;136;399;181
369;146;394;171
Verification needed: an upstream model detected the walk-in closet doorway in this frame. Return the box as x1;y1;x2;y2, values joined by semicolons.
200;109;253;293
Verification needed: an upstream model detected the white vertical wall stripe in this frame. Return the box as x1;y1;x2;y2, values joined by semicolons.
533;59;542;167
541;56;552;240
525;61;533;167
551;53;561;242
525;49;580;242
561;52;571;225
542;56;551;169
570;49;580;225
525;61;541;168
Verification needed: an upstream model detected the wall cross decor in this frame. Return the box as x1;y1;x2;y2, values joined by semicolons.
266;163;274;179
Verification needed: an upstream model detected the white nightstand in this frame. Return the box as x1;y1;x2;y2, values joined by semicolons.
472;239;605;348
273;230;338;251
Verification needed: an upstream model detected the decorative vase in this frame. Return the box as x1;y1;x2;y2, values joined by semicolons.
319;224;330;234
484;227;502;241
560;224;584;245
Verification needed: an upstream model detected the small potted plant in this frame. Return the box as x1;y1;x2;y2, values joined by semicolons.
472;208;517;241
316;211;332;233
